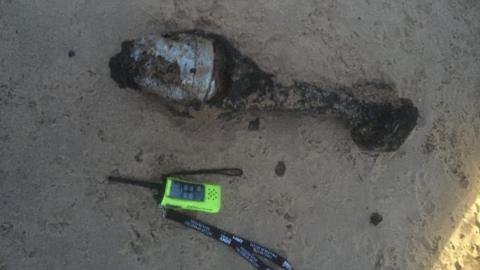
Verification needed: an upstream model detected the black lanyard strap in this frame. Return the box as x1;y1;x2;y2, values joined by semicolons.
165;209;294;270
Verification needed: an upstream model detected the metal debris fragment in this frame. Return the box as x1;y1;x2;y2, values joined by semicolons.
109;30;418;152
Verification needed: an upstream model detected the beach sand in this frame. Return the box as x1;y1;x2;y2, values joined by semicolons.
1;0;479;269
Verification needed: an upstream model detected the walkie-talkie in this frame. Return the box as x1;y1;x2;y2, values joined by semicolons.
107;168;295;270
108;168;241;213
160;176;221;213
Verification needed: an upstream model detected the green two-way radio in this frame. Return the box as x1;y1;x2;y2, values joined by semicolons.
107;168;294;270
108;168;241;214
161;175;222;213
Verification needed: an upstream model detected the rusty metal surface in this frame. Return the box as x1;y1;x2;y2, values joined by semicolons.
130;34;217;103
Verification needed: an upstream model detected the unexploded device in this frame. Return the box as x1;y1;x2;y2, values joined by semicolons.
109;30;419;152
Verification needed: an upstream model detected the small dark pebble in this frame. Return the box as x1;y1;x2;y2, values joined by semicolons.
134;149;143;163
248;118;260;131
286;224;293;229
1;222;13;234
275;161;286;177
369;212;383;226
68;50;75;57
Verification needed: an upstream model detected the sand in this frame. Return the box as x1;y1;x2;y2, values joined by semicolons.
1;0;479;269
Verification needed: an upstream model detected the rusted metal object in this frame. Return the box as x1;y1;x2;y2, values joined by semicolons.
109;33;222;104
109;30;418;152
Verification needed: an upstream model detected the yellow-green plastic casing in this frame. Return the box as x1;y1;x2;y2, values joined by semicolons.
160;176;221;213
